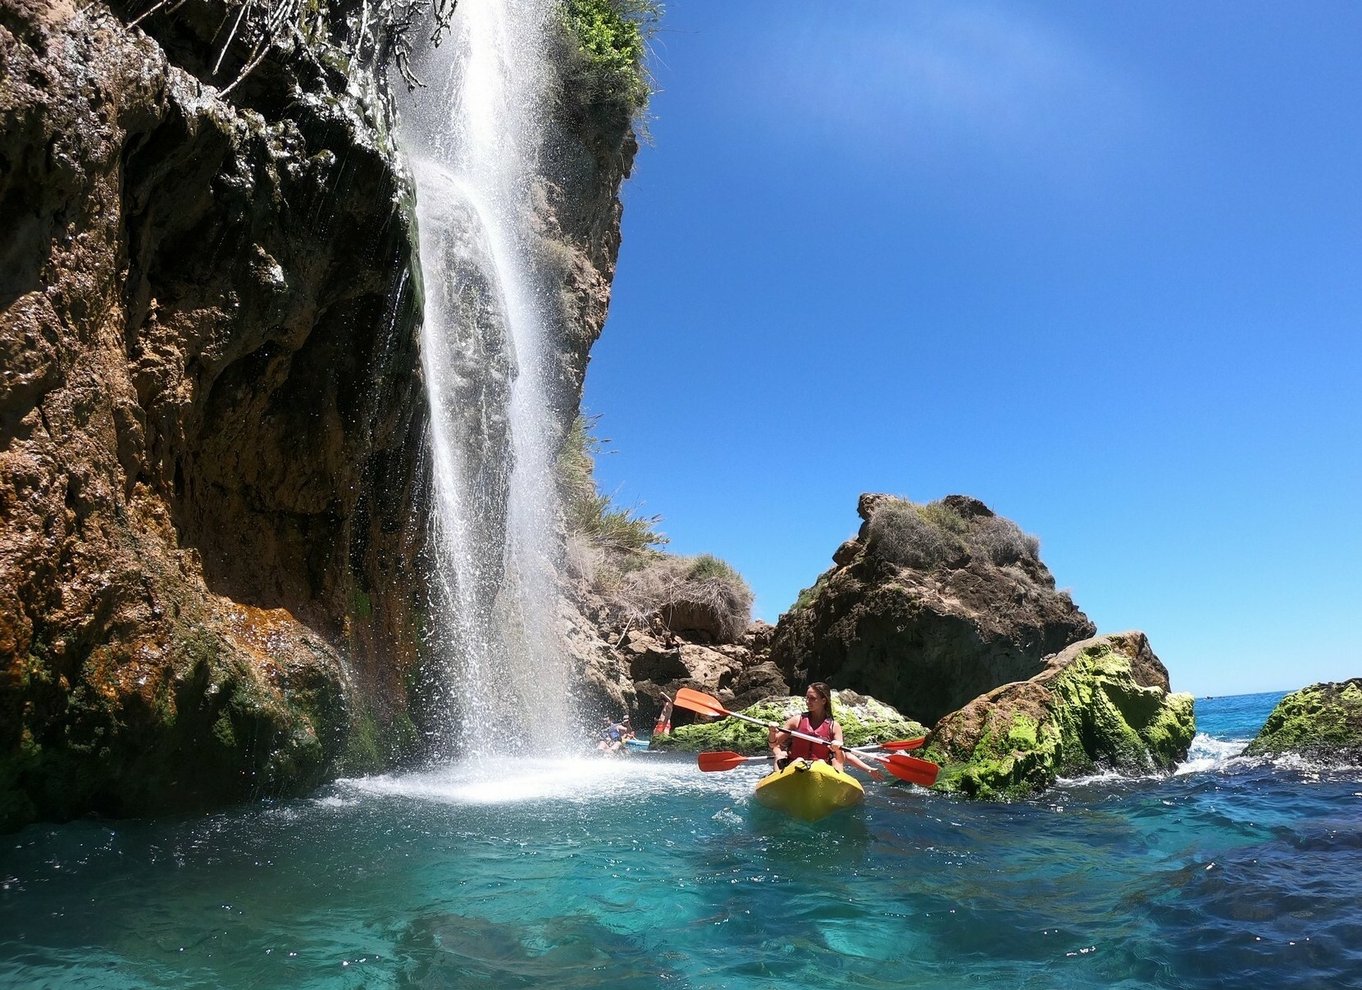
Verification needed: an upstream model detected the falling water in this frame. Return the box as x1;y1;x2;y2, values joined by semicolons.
398;0;569;756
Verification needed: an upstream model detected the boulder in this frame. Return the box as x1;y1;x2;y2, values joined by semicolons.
770;493;1096;724
927;632;1196;799
727;662;791;711
1243;679;1362;763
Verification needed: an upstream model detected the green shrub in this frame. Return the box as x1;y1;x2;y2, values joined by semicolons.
558;414;666;555
559;0;659;117
788;572;831;613
686;553;738;582
558;416;753;641
866;500;956;569
866;497;1040;572
608;552;753;642
973;515;1041;566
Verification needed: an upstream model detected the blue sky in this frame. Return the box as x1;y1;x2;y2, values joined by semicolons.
581;1;1362;697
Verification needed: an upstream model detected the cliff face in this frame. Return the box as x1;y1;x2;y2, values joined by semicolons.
770;494;1097;725
0;0;638;829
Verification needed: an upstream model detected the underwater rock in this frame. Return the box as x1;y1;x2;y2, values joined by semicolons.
927;632;1196;800
1243;679;1362;763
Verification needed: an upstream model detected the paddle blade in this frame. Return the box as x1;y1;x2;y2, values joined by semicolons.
879;753;940;787
674;687;731;719
697;751;755;772
879;737;927;752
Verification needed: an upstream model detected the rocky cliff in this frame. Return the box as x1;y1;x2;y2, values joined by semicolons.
0;0;640;830
770;493;1097;726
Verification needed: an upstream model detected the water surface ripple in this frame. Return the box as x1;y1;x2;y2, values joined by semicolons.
3;692;1360;988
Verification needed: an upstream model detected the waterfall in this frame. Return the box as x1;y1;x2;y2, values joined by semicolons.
398;0;570;757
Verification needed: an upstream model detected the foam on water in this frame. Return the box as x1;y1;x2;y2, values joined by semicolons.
1174;731;1250;775
336;753;758;810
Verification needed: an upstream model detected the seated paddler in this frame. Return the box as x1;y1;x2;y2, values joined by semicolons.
769;682;884;780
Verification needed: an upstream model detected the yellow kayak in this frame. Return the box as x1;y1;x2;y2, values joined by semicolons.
753;759;864;821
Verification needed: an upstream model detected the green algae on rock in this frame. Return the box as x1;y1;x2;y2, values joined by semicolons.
928;632;1196;800
652;691;926;755
1243;679;1362;762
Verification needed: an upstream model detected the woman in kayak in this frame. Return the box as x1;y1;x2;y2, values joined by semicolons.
770;682;884;780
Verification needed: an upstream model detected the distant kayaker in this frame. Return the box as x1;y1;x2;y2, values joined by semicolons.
653;692;674;736
769;682;884;781
596;717;625;754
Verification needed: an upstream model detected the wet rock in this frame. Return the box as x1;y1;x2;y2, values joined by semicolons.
1243;679;1362;763
0;0;434;831
2;0;644;830
927;632;1196;800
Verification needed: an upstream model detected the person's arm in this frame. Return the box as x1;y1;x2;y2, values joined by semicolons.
769;715;796;763
830;722;847;772
842;747;885;781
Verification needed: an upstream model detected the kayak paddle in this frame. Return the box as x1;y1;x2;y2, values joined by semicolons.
696;748;939;786
876;737;926;751
674;687;940;787
697;751;770;772
868;751;940;787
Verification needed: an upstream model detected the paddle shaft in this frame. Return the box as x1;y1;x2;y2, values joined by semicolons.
708;705;856;755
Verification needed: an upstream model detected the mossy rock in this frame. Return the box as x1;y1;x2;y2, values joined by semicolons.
651;691;925;754
1243;679;1362;761
929;634;1196;800
930;703;1064;801
0;620;352;831
341;705;421;775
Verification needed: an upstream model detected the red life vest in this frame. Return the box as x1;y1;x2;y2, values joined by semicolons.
788;713;835;762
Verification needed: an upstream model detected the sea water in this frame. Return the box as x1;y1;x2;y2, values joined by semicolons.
3;691;1361;988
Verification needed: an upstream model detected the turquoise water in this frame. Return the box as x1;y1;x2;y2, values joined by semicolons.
4;690;1362;988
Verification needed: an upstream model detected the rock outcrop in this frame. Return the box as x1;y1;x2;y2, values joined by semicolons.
926;632;1196;799
1243;679;1362;763
563;564;784;729
770;493;1096;725
1;0;430;830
